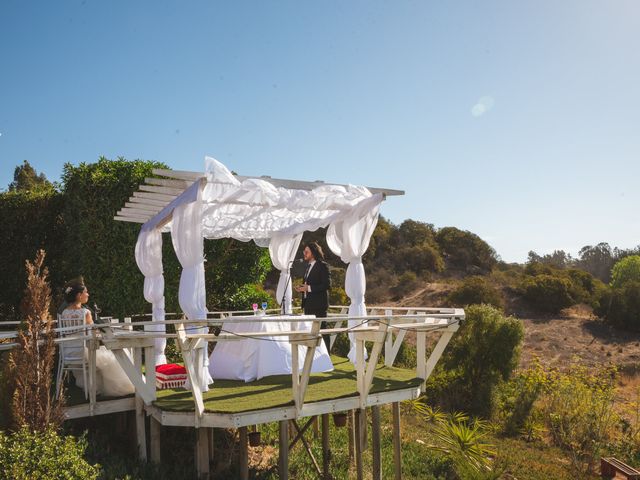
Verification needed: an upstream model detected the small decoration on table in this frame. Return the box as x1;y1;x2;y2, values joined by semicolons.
252;303;258;315
261;301;268;314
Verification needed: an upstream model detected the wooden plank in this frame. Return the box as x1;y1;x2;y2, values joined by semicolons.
152;168;403;195
118;208;154;218
152;168;204;181
114;216;146;224
111;349;155;403
175;322;205;423
392;402;402;480
150;417;161;464
145;177;194;189
195;427;209;479
124;202;162;212
134;347;147;462
129;196;168;207
144;345;157;402
279;420;289;480
139;185;186;196
416;331;426;380
239;426;248;480
63;397;135;419
372;405;382;480
354;409;364;480
133;191;177;202
322;414;330;480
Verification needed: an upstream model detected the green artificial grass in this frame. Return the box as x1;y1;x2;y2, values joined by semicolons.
154;355;421;414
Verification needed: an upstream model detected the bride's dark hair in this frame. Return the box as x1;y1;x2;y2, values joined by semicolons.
64;281;86;303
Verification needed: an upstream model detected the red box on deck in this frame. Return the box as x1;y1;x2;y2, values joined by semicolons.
155;363;187;389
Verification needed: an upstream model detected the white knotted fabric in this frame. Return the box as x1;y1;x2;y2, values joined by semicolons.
326;194;383;364
170;181;213;392
134;229;167;365
269;233;303;314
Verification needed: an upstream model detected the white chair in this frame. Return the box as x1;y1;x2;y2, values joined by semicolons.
55;313;89;399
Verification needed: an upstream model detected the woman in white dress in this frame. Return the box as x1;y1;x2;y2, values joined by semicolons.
60;283;135;397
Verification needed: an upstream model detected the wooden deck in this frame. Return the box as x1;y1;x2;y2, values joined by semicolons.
63;355;421;424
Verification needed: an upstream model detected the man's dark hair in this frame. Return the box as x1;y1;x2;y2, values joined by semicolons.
306;242;325;261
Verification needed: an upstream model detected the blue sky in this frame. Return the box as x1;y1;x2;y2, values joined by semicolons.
1;1;639;262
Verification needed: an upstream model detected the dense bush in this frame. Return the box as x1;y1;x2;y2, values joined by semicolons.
0;158;272;320
611;256;640;289
597;281;640;330
520;274;574;313
425;305;524;416
0;428;100;479
448;276;504;310
0;190;66;319
436;227;498;273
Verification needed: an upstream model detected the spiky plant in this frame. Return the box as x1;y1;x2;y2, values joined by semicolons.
9;249;64;431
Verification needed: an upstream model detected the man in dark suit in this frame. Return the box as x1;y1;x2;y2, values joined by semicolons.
295;242;331;348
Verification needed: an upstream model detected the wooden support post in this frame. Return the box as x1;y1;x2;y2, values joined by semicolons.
134;347;147;462
313;415;320;439
372;405;382;480
208;428;214;470
392;402;402;480
239;426;248;480
321;414;331;480
279;420;289;480
348;410;355;464
354;409;364;480
195;427;209;480
150;417;161;464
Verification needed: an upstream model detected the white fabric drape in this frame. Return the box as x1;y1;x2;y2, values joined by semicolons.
269;233;303;314
171;182;213;391
134;229;167;365
326;194;383;364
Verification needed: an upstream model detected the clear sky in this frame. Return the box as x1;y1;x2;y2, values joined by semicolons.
1;1;639;262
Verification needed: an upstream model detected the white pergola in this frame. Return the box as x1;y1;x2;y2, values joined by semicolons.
115;157;404;391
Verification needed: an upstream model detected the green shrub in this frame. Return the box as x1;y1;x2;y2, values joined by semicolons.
436;227;498;273
494;361;547;437
0;428;100;479
521;274;574;313
541;365;618;477
448;276;504;310
225;284;276;311
598;281;640;330
425;305;524;417
611;256;640;289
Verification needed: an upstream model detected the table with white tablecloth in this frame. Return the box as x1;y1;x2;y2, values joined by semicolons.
208;314;334;382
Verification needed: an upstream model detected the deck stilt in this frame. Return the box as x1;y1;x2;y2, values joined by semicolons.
348;409;355;463
279;420;289;480
134;348;147;462
207;428;214;469
372;405;382;480
354;409;364;480
321;413;331;479
392;402;402;480
239;426;249;480
195;428;209;480
150;417;161;464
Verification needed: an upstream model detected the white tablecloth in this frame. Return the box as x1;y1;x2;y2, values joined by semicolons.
208;314;334;382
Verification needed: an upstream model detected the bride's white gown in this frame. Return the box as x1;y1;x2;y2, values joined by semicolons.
61;308;135;397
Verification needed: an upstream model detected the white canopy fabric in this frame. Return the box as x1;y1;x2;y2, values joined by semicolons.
134;157;384;391
269;233;303;314
134;229;167;365
170;184;213;391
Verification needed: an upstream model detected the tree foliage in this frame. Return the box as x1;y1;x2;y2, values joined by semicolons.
436;227;497;273
611;256;640;289
426;305;524;416
8;160;54;193
448;276;504;310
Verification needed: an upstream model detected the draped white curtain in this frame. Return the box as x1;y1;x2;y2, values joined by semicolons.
269;233;303;314
171;182;213;391
326;194;383;364
135;228;167;365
